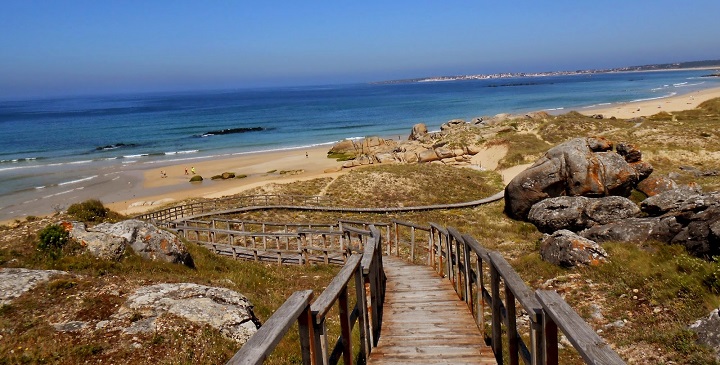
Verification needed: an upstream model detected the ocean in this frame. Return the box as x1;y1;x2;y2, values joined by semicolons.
1;69;719;220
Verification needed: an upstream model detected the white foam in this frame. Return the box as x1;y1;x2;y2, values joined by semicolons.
58;175;97;186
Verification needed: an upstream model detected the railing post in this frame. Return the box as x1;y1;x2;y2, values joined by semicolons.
355;263;370;360
410;226;415;262
543;311;558;365
463;240;472;309
392;221;397;256
298;300;316;365
531;309;544;365
338;286;353;365
491;262;503;365
312;319;328;365
506;287;518;365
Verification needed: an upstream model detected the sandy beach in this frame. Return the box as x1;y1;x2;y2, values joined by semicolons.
580;85;720;119
4;83;720;225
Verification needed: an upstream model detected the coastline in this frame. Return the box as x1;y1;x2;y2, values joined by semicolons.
3;83;720;225
578;85;720;119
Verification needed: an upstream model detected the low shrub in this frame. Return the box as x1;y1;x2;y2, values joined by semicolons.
67;199;108;223
37;224;69;255
189;175;203;182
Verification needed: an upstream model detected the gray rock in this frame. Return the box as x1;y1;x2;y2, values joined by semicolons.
580;217;683;244
440;119;465;131
94;220;193;266
690;308;720;361
640;187;702;216
540;230;608;267
0;268;69;305
65;221;126;261
527;196;640;233
118;283;260;343
52;321;88;332
418;149;440;163
584;196;641;225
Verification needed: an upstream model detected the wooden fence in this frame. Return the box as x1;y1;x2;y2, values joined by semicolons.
226;226;385;365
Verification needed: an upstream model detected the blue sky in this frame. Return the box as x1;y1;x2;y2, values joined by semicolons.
2;1;719;99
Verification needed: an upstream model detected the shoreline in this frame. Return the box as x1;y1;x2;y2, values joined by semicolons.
3;84;720;225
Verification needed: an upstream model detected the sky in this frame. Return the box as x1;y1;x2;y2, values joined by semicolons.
2;0;720;100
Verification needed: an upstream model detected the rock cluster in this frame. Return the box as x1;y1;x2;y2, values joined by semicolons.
504;137;651;220
64;219;193;265
329;120;489;170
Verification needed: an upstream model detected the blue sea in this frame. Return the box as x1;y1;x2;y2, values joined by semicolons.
1;69;719;220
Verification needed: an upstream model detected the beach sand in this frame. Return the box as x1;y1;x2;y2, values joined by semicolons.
6;85;720;224
106;145;344;216
580;86;720;119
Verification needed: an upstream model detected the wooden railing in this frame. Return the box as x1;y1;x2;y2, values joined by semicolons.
392;221;625;365
136;194;333;223
227;226;385;365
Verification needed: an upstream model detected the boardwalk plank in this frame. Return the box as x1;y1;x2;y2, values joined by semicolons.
368;257;496;365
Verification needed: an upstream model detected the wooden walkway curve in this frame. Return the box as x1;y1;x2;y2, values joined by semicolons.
368;256;496;365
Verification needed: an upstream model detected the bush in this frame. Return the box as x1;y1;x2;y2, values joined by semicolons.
67;199;108;223
38;224;69;254
189;175;203;182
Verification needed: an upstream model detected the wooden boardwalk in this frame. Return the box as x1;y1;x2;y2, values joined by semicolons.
368;257;496;365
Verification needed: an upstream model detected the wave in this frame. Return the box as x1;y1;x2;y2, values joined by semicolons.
196;126;269;137
164;149;199;155
58;175;97;186
544;107;565;111
0;157;41;164
629;92;677;103
582;103;611;109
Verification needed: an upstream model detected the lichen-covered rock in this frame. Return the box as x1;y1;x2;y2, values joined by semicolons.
94;220;193;266
504;137;649;220
540;230;608;267
0;268;68;305
118;283;260;344
636;176;679;197
63;221;127;260
418;149;439;163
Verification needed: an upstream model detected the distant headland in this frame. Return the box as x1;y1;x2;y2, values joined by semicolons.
372;59;720;84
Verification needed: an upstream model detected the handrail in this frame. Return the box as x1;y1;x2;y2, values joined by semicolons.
226;290;314;365
392;221;625;365
536;290;625;365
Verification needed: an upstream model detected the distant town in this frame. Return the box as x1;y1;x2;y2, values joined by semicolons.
374;59;720;84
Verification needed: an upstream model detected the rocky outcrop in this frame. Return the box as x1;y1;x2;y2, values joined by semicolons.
94;220;193;266
440;119;466;131
504;137;651;220
116;283;260;344
540;230;608;267
64;219;193;265
528;196;640;233
0;268;69;305
63;221;127;260
578;190;720;258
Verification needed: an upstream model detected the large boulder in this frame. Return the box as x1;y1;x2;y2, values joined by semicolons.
117;283;260;344
528;196;640;233
504;137;649;220
409;123;429;141
540;230;608;267
690;308;720;361
93;219;193;266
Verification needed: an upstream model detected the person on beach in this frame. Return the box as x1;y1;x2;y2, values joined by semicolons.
184;167;188;175
191;166;196;174
305;152;308;158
